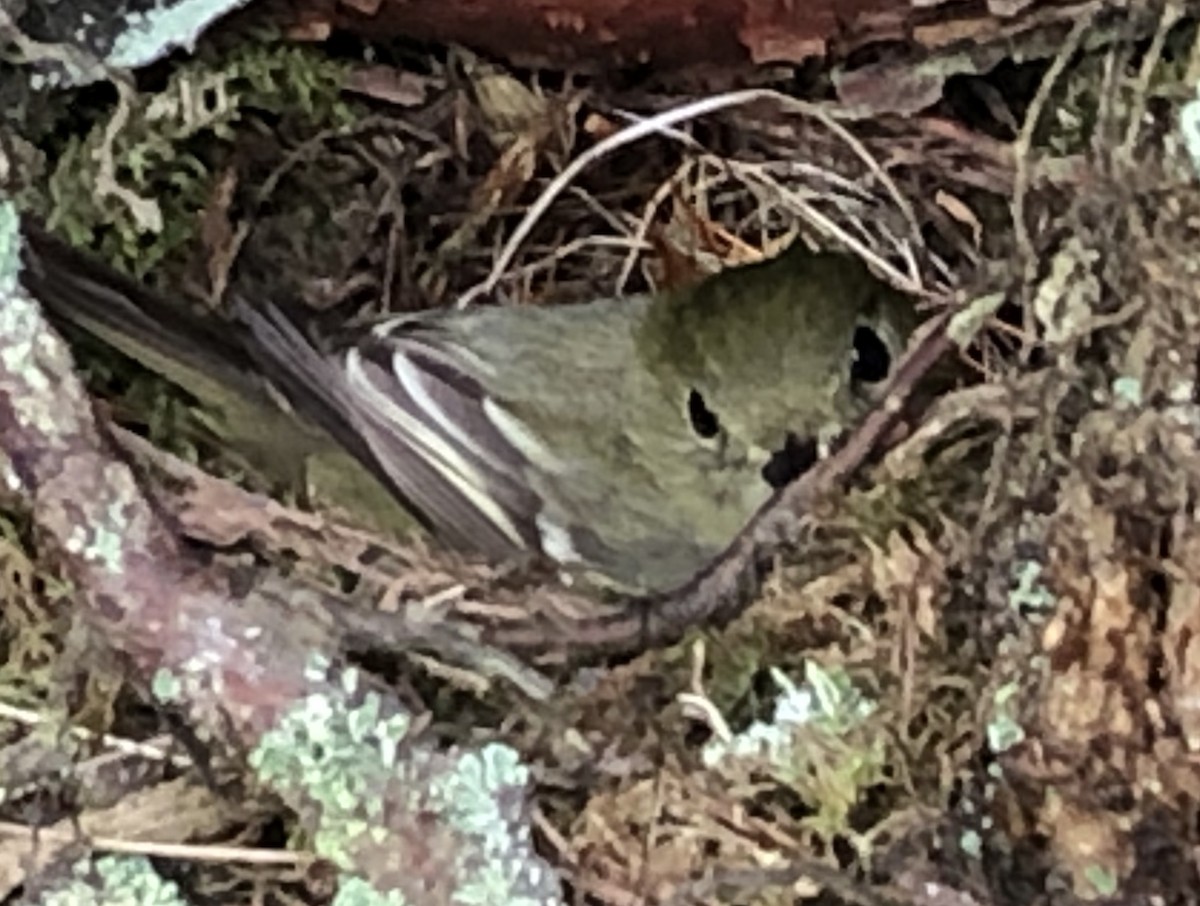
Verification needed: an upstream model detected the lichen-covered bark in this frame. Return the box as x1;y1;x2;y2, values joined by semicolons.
289;0;1113;108
10;0;253;87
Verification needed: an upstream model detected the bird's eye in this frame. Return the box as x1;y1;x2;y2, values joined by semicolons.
850;324;892;384
687;388;721;439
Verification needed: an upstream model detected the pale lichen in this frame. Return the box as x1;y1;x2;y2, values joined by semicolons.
150;666;184;704
1009;559;1056;615
0;213;73;438
107;0;252;72
701;661;885;836
40;855;186;906
332;875;411;906
986;682;1026;754
1180;82;1200;176
0;202;18;293
19;0;252;88
248;654;561;903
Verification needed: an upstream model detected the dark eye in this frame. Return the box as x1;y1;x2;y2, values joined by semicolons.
761;433;818;488
687;388;721;438
850;325;892;384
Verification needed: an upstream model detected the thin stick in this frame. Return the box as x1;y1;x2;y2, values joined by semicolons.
466;88;920;305
0;821;312;866
1012;20;1089;282
1120;3;1183;159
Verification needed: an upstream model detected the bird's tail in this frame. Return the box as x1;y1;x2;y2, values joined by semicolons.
17;220;430;540
16;221;354;498
18;221;275;415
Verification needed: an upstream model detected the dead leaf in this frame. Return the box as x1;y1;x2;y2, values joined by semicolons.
935;189;983;249
345;64;432;107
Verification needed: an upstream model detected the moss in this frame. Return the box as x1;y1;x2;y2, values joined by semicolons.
36;36;356;280
701;663;887;838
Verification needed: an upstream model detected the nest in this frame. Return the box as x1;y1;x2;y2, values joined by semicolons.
5;12;1200;905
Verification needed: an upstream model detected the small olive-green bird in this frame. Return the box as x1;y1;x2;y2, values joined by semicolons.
20;223;910;594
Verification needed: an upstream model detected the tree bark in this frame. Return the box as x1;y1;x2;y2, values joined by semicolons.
288;0;1097;75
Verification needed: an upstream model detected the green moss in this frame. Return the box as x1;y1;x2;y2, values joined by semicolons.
14;37;362;472
36;36;356;279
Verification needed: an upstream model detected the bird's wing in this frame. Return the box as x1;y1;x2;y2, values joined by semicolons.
235;303;544;561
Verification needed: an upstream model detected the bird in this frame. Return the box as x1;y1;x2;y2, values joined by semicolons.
19;222;911;594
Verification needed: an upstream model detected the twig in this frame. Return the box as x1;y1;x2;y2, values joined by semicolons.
1012;19;1089;285
615;159;695;293
0;823;312;866
1119;3;1183;160
0;702;188;769
466;88;920;306
726;159;924;293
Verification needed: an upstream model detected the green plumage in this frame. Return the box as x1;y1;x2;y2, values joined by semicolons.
385;247;909;591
